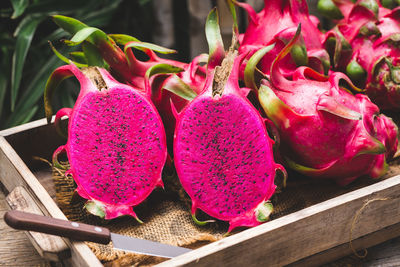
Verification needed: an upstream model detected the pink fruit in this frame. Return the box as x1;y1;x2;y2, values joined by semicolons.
44;64;167;220
52;15;208;154
148;54;207;153
320;0;400;110
255;26;398;185
173;9;285;232
234;0;329;76
52;15;187;89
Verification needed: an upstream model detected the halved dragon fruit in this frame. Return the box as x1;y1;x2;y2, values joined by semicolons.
233;0;330;76
320;0;400;110
45;64;167;220
173;9;285;232
252;26;398;185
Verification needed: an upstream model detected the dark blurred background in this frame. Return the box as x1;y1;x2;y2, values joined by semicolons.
0;0;320;130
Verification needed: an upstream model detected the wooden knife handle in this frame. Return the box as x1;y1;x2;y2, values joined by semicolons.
4;210;111;245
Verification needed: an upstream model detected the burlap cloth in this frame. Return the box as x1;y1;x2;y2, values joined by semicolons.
52;155;400;266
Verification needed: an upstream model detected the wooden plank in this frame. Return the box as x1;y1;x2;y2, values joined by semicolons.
0;118;49;137
363;237;400;267
0;136;102;267
0;187;50;266
6;186;70;261
3;118;400;267
0;118;64;171
0;136;65;215
290;222;400;266
157;176;400;267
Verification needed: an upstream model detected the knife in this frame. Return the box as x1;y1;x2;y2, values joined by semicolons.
4;210;191;258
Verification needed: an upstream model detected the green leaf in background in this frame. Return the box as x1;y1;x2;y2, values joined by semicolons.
138;0;151;5
225;0;238;35
81;0;123;26
0;72;7;121
82;41;105;67
48;41;88;67
0;47;10;121
69;51;88;65
59;78;78;108
5;54;63;128
7;105;39;127
25;0;93;15
10;0;29;19
39;28;68;47
10;15;44;111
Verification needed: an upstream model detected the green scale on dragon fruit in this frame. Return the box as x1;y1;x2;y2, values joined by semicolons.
246;25;398;186
45;64;167;221
173;8;286;233
229;0;330;78
319;0;400;110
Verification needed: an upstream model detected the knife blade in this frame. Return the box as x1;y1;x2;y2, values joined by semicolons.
4;210;191;258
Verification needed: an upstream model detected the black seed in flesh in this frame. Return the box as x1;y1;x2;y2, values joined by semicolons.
175;95;275;220
68;87;165;206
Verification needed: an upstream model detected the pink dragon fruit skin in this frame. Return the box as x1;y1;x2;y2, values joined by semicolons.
173;9;285;232
45;64;167;220
52;15;199;93
256;26;398;186
235;0;330;76
321;0;400;110
148;54;207;154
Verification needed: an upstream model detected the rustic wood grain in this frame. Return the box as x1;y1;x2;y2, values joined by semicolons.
364;237;400;267
157;176;400;267
3;118;400;267
0;135;102;267
292;222;400;266
0;118;50;137
0;187;50;266
6;186;70;261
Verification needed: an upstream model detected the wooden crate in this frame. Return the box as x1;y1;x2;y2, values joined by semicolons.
1;118;400;267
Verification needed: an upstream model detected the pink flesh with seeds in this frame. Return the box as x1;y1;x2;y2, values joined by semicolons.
174;94;275;220
67;86;166;206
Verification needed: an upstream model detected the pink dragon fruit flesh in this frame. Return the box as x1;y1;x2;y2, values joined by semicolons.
233;0;330;77
253;25;398;186
44;64;167;220
320;0;400;110
173;9;286;232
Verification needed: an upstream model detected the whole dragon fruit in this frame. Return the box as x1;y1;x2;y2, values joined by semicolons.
233;0;330;76
319;0;400;110
173;9;286;232
45;64;167;220
254;26;398;185
52;15;189;89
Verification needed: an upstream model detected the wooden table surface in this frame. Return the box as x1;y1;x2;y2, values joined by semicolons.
1;186;399;267
0;188;50;266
